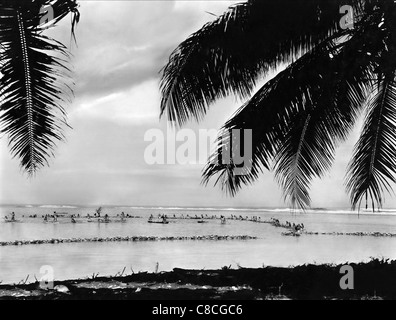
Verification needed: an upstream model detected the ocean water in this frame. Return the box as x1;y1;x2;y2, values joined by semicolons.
1;205;396;284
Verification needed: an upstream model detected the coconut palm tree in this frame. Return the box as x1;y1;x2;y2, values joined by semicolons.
160;0;396;210
0;0;79;175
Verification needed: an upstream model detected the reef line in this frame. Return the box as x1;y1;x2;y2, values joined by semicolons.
0;235;258;247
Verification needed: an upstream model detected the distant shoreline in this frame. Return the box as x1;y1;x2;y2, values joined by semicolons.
2;204;396;216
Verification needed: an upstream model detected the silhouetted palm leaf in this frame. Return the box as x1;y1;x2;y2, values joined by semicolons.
0;0;79;174
346;1;396;210
346;75;396;210
203;11;383;208
202;39;373;207
162;0;396;210
160;0;367;125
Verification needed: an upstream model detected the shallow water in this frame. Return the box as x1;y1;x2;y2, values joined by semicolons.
1;206;396;284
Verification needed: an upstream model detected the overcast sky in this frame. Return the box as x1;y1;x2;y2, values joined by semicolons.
1;0;394;209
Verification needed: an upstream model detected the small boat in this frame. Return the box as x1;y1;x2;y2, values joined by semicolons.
148;220;169;224
54;212;69;216
4;219;21;223
282;231;301;237
197;220;208;224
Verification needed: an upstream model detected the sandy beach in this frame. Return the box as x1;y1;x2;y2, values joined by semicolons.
0;258;394;300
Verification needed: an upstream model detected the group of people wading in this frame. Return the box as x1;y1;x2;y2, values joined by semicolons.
271;218;305;233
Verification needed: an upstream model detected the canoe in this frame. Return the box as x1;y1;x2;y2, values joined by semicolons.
148;221;169;224
282;232;301;237
53;212;68;216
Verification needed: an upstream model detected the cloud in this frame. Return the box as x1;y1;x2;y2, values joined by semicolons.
71;79;162;123
50;1;240;99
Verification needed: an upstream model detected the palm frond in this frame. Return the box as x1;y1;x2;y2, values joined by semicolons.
0;0;79;175
346;1;396;210
160;0;367;125
346;74;396;210
203;23;378;208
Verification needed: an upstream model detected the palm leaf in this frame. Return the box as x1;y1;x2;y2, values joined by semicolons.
203;21;379;208
0;0;79;174
160;0;367;125
346;1;396;210
274;13;386;208
346;75;396;210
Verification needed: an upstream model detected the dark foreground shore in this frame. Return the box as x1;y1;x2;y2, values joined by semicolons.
1;259;395;300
